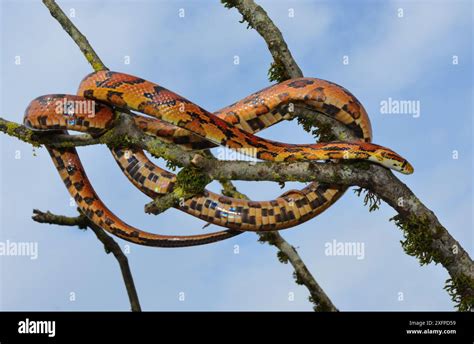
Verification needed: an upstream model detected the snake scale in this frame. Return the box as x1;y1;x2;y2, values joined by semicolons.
24;71;413;247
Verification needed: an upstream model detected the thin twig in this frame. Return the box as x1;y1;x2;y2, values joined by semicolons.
32;209;142;312
222;0;303;81
42;0;107;71
220;181;338;311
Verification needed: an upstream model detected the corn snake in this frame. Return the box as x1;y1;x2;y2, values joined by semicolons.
24;71;413;247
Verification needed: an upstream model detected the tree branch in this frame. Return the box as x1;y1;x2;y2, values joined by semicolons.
32;209;142;312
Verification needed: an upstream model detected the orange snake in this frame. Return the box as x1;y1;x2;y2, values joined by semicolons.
23;71;413;247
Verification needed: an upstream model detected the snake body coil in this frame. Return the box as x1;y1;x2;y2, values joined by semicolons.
24;71;413;247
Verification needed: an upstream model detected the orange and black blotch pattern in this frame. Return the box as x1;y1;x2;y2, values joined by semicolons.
46;146;242;247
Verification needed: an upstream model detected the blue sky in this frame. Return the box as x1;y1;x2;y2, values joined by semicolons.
0;0;472;310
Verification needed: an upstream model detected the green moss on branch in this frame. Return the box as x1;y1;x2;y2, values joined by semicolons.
0;120;42;147
354;187;381;212
268;61;289;83
174;167;211;198
444;276;474;311
391;214;444;266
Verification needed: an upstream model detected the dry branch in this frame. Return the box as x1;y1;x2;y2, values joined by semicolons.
32;209;141;312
